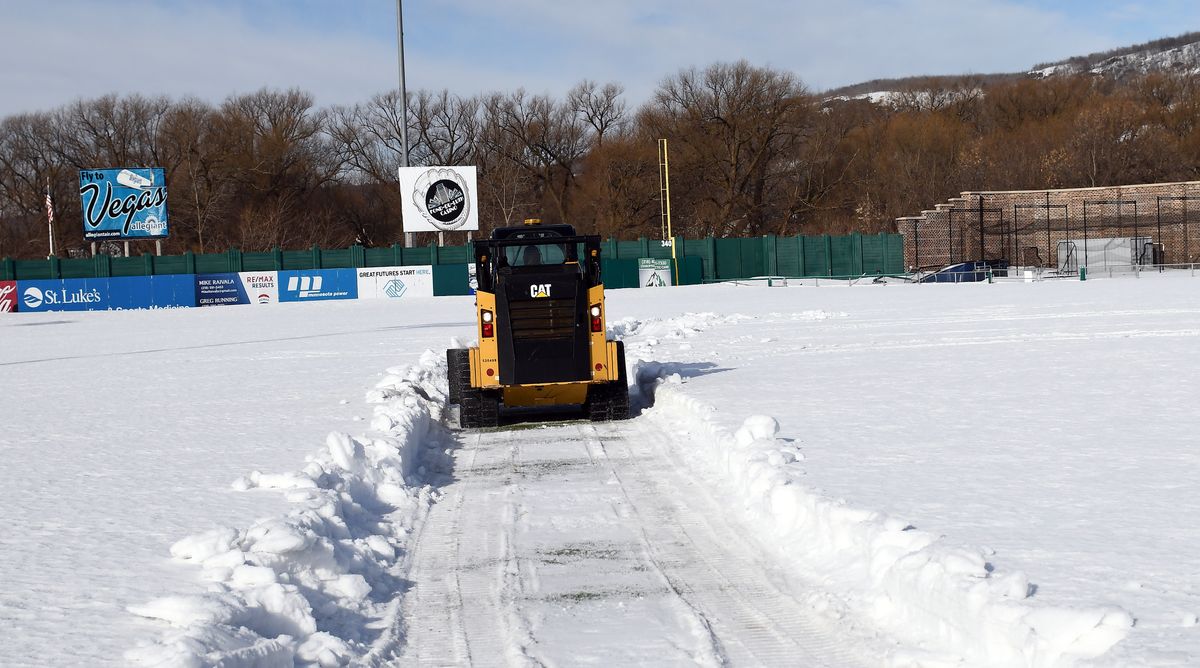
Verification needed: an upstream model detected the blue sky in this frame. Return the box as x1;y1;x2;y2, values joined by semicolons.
2;0;1198;117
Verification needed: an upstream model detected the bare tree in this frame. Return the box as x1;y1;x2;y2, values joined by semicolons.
481;90;589;224
645;61;810;236
412;90;480;165
158;99;236;252
568;80;628;146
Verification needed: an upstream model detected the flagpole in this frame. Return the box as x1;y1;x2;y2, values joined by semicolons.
45;178;57;258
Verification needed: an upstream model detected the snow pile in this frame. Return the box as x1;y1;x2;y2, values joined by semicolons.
125;350;449;667
636;367;1132;666
609;311;753;344
771;309;848;321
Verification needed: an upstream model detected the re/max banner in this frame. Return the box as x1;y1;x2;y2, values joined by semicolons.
195;272;279;307
79;168;169;240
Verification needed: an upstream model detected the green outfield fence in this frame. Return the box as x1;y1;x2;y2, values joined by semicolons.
1;233;903;287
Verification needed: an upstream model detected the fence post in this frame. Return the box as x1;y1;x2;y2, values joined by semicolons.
184;251;196;275
856;233;865;275
311;245;321;269
272;247;283;270
604;237;618;260
350;244;365;268
824;234;833;277
95;253;112;277
48;256;61;279
144;252;154;275
229;248;243;272
0;257;13;280
392;243;403;266
674;234;685;284
883;232;892;274
764;235;778;276
706;235;717;280
639;236;650;259
797;236;807;277
430;241;440;266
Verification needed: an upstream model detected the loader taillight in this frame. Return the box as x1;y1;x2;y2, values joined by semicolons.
590;304;602;332
482;322;494;337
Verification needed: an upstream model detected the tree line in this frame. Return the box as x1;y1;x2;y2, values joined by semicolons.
2;61;1199;258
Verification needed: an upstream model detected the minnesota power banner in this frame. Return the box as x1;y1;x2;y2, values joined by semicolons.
398;166;479;232
79;168;168;240
278;269;357;303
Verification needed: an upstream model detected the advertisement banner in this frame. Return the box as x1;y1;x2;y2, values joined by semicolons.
18;278;108;312
196;272;278;307
278;269;357;303
356;266;433;300
638;258;673;288
15;275;194;312
79;167;169;240
398;166;479;232
240;272;278;304
0;280;16;313
108;275;195;310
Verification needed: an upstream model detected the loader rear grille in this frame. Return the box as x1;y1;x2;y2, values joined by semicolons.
508;298;577;340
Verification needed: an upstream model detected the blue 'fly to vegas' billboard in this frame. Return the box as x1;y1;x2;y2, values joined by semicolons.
79;168;168;240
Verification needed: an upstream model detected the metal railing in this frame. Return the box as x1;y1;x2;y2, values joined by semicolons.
708;263;1200;288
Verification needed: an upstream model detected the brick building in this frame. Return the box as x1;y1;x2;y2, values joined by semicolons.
897;181;1200;271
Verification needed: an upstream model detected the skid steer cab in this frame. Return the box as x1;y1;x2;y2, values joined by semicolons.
447;221;629;428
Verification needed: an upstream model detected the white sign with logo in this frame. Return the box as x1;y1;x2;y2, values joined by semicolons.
239;272;278;304
356;265;434;300
638;258;673;288
398;166;479;232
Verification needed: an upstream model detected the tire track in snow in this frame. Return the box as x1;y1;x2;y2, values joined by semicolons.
397;431;535;667
396;418;871;666
385;442;477;666
585;421;871;667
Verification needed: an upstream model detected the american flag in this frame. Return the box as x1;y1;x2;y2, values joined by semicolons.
44;180;56;224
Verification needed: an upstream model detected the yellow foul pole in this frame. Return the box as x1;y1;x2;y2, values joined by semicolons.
658;139;678;285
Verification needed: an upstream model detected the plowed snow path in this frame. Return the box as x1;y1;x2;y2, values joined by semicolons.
398;418;872;667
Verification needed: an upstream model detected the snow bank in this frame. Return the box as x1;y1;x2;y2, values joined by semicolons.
636;365;1132;666
610;311;752;343
126;350;450;667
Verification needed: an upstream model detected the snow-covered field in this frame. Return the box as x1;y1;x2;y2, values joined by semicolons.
2;274;1198;666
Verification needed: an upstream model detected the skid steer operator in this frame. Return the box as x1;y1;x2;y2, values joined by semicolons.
522;245;542;266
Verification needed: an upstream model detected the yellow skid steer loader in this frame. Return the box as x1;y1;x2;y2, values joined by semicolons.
447;221;628;428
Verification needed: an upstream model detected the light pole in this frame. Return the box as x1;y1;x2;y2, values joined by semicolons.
396;0;412;248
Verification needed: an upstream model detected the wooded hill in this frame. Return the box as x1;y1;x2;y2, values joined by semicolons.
3;35;1200;258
